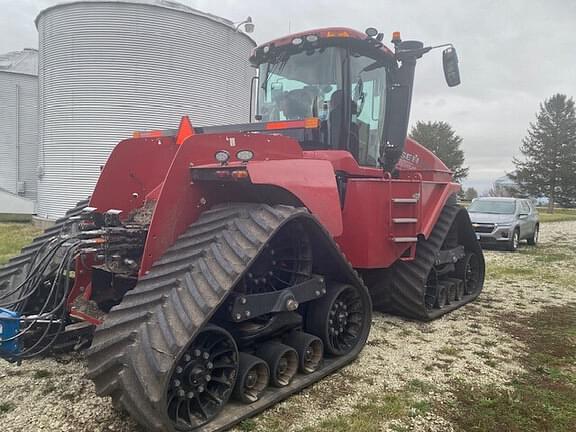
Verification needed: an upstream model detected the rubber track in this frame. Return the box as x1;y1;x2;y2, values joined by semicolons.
86;203;371;432
0;199;89;305
372;197;484;321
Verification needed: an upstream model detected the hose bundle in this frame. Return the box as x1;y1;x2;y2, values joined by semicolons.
0;232;82;360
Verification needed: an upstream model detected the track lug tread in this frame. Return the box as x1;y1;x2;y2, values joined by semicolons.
86;203;371;432
370;196;484;320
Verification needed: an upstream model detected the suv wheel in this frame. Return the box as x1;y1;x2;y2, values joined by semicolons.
507;228;520;251
527;224;539;246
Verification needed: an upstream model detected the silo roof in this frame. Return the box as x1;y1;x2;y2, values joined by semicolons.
35;0;256;45
0;49;38;76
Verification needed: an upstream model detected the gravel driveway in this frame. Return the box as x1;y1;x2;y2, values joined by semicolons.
1;221;575;432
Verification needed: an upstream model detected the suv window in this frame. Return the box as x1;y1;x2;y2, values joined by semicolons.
519;201;531;214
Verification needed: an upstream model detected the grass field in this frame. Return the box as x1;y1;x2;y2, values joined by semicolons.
537;207;576;223
0;223;41;265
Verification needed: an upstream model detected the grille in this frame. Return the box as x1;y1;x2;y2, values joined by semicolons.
473;224;495;234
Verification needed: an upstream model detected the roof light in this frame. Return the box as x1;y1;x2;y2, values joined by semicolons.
326;31;350;38
392;31;401;43
292;37;303;45
237;150;254;162
306;34;319;42
215;150;230;164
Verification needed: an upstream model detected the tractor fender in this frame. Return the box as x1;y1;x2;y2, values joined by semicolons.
247;159;343;237
90;136;179;213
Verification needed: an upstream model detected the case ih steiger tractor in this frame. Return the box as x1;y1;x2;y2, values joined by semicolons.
0;27;484;431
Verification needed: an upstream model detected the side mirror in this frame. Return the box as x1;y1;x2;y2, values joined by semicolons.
519;213;528;219
442;46;461;87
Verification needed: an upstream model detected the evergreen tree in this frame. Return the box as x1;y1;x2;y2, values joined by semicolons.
513;94;576;210
464;187;478;201
410;121;469;182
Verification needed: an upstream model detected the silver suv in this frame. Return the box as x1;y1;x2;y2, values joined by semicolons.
467;197;539;251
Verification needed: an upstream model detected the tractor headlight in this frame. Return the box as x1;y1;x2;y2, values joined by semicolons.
236;150;254;162
215;150;230;164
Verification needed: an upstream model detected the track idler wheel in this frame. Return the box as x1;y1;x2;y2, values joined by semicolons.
283;331;323;374
424;269;439;310
453;279;464;301
256;343;298;388
455;252;482;295
233;353;270;404
305;283;367;357
166;324;238;430
435;283;448;309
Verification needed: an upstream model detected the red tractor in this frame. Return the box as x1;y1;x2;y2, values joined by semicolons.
0;28;484;431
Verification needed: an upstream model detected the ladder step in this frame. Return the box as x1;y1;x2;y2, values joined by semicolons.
392;237;418;243
392;198;419;204
392;218;418;224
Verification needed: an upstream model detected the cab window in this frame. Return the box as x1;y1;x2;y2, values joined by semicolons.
349;53;387;167
258;47;343;122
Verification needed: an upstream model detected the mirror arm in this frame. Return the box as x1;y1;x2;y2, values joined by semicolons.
395;43;454;62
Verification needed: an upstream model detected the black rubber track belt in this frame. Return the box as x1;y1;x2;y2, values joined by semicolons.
0;199;90;305
371;196;485;321
86;203;371;432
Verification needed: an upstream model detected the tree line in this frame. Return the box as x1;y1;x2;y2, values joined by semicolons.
409;93;576;211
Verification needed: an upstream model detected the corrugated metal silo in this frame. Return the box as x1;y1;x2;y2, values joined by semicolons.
36;0;255;219
0;49;39;203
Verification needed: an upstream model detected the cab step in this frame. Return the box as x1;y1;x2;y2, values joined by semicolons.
392;198;419;204
392;237;418;243
392;218;418;224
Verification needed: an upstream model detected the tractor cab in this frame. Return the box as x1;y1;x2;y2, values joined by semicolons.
250;27;460;171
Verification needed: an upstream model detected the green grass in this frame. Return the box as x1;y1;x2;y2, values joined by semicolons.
0;401;16;414
436;346;462;357
0;213;32;223
539;212;576;223
538;207;576;223
300;393;413;432
487;242;576;287
0;223;42;265
34;369;53;379
442;304;576;432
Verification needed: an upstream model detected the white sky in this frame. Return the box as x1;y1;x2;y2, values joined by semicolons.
2;0;576;192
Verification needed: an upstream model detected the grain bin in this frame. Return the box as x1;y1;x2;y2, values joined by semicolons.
0;49;38;203
36;0;255;219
